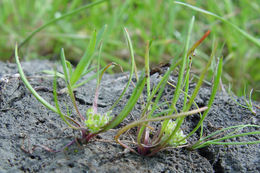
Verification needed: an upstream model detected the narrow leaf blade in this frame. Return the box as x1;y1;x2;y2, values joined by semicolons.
70;30;97;86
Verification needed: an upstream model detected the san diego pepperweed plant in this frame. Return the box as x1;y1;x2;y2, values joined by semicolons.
15;27;146;153
115;16;260;156
15;15;259;154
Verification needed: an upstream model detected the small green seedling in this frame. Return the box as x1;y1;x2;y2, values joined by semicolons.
229;87;257;115
191;124;260;149
16;27;146;153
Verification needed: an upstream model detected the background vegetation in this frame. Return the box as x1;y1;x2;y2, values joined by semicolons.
1;0;259;100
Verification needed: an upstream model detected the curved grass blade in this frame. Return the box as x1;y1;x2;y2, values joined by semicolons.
174;1;260;47
115;107;208;148
53;70;79;129
181;57;223;142
101;73;147;132
59;48;85;121
80;66;97;79
15;44;58;114
160;45;214;146
93;62;115;113
95;24;108;49
70;30;97;86
15;44;80;127
137;57;181;146
81;25;108;77
72;66;105;89
109;28;136;110
159;16;195;145
191;124;260;149
171;16;194;109
187;30;211;57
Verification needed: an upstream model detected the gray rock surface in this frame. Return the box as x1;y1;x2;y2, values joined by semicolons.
0;60;259;173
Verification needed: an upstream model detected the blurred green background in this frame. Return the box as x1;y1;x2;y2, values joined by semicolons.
0;0;259;100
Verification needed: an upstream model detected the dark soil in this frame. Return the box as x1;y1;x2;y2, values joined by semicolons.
0;60;259;173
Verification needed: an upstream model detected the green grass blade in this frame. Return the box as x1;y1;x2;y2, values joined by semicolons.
72;66;106;89
159;16;195;146
137;58;181;144
92;41;104;112
96;41;103;86
53;70;78;129
15;44;58;114
192;124;248;149
203;124;259;142
93;63;114;112
115;107;208;145
185;46;214;111
81;25;107;77
96;24;107;48
168;45;215;144
192;124;260;149
60;48;70;84
18;0;107;49
16;44;80;129
182;58;191;111
208;131;260;144
174;1;260;47
171;16;194;110
66;60;73;79
109;28;136;110
207;140;260;146
180;57;223;143
136;41;151;145
42;70;65;79
80;66;97;79
101;73;146;132
145;41;151;99
135;57;181;139
147;58;180;118
70;30;97;86
60;49;81;120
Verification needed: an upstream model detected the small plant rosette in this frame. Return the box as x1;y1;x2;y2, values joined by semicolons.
85;108;113;133
161;120;187;146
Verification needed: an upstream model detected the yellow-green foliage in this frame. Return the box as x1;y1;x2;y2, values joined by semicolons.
162;120;187;146
85;108;113;133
